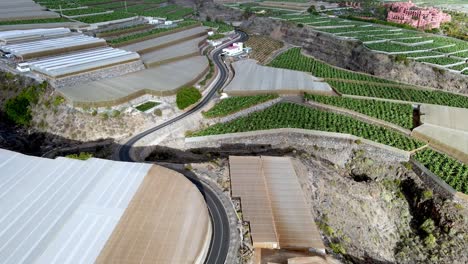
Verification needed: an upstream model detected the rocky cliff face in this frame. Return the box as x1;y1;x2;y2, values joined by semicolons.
241;17;468;94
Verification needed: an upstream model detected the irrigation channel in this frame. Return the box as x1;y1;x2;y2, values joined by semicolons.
116;30;249;264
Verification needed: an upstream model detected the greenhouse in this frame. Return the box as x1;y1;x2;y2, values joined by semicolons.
29;47;141;78
0;149;211;264
0;28;71;45
0;35;106;60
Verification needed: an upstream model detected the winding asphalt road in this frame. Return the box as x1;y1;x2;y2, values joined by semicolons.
117;31;248;264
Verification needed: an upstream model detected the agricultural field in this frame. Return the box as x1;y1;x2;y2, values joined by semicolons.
193;102;424;151
108;21;198;45
268;48;395;84
272;13;468;71
328;80;468;109
416;57;463;66
414;148;468;194
202;21;234;33
305;94;414;129
269;48;468;108
203;95;278;118
0;17;70;26
31;0;194;24
245;35;284;64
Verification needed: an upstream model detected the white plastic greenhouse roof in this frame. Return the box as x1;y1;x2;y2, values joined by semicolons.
0;28;71;44
0;35;106;58
29;47;141;77
0;149;152;264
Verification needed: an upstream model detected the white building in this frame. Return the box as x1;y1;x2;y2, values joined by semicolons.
222;42;243;56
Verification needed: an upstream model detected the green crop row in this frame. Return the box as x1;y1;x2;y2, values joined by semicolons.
305;94;414;129
448;63;468;71
365;42;437;53
328;80;468;109
74;11;135;23
36;0;79;9
109;20;197;44
417;56;463;66
452;51;468;59
414;148;468;194
406;51;443;58
62;7;107;16
268;48;394;84
192;102;424;151
203;95;278;118
0;17;70;25
203;21;234;33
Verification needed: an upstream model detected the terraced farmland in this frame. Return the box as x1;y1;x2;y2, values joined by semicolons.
193;102;424;151
270;13;468;72
305;94;414;129
203;95;278;118
414;148;468;194
268;48;394;84
328;81;468;108
269;48;468;108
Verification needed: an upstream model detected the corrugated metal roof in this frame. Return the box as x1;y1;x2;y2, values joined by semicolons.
229;156;325;250
0;149;151;264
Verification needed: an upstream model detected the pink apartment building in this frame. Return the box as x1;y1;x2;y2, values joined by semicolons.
386;1;451;29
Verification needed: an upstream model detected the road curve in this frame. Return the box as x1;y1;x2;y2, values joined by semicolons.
117;31;249;264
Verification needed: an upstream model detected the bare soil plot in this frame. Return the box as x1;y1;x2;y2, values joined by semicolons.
58;56;208;106
224;59;333;96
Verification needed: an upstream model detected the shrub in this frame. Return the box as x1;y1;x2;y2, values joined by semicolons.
153;108;162;116
66;152;93;160
53;96;65;107
422;190;433;200
420;219;435;234
176;87;201;110
424;234;437;248
3;85;43;126
110;110;120;117
330;242;346;255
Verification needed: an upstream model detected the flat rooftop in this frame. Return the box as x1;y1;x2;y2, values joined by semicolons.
0;149;211;264
229;156;325;250
58;55;209;106
224;59;333;95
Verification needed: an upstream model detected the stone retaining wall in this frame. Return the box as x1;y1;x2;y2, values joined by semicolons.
50;60;145;89
185;128;411;166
